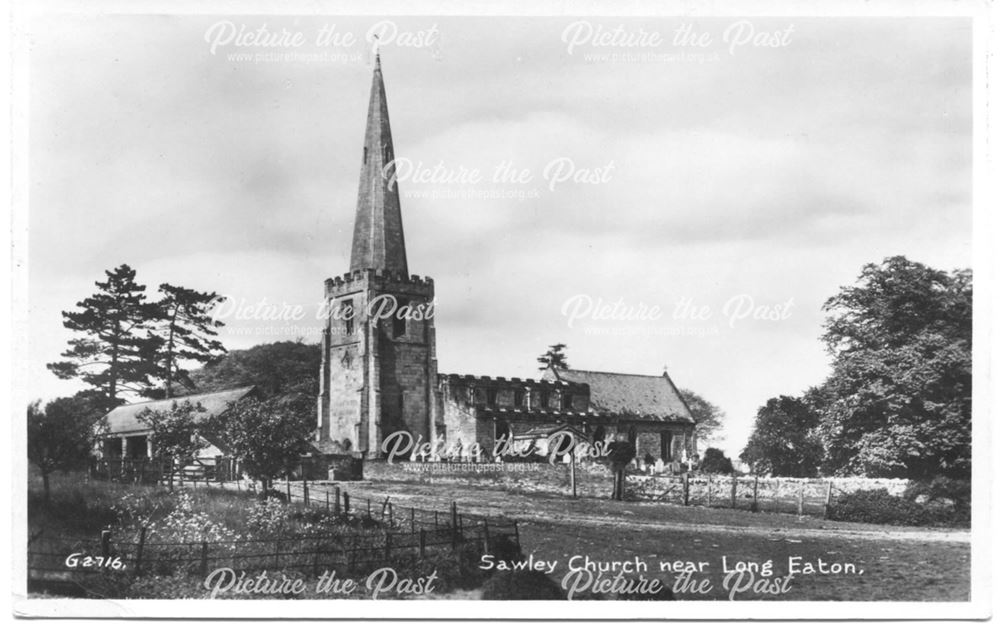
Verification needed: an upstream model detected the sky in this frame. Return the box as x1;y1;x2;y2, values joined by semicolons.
26;15;973;456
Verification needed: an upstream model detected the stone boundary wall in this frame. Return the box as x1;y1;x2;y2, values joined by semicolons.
364;461;911;516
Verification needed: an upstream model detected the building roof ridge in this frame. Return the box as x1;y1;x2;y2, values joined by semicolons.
108;385;255;410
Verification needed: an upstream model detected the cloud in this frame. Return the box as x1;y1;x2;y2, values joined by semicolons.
26;14;972;455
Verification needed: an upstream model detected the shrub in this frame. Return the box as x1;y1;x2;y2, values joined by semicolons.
480;570;566;600
246;497;291;536
29;484;120;534
903;476;971;508
487;534;522;565
257;489;289;504
700;448;734;475
827;488;966;527
903;476;971;527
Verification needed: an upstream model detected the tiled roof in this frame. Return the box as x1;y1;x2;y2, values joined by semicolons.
542;368;695;424
101;386;257;435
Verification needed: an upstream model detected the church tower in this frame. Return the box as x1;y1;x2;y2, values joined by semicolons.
317;55;438;459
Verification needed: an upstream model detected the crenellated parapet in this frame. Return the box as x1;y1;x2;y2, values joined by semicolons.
437;373;591;413
324;269;435;300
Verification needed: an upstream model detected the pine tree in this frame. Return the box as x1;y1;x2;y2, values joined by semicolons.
47;264;160;409
150;284;227;398
537;343;569;371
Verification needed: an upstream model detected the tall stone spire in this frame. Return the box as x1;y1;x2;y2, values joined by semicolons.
349;53;408;275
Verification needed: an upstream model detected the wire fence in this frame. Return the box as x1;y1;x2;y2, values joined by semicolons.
28;483;520;587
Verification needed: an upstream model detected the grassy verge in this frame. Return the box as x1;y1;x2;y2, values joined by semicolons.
27;473;502;599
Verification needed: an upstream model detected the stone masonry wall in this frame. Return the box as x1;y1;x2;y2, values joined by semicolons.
364;461;912;515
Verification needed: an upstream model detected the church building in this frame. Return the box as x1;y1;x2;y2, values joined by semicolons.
315;55;698;467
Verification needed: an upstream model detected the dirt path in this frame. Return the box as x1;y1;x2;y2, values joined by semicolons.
325;480;970;544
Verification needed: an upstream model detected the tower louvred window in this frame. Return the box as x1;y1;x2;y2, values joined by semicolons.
343;299;355;335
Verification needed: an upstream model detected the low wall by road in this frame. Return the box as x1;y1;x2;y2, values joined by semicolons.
363;461;911;516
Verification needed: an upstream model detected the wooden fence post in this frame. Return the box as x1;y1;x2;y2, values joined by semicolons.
798;480;805;516
707;475;713;507
286;478;292;501
388;502;393;526
410;507;415;534
326;488;330;512
682;472;690;506
335;486;341;515
200;540;209;576
569;449;577;499
824;480;834;518
752;475;759;511
419;529;426;558
367;498;372;520
343;491;350;516
100;530;111;558
731;475;737;509
303;479;309;507
135;527;147;577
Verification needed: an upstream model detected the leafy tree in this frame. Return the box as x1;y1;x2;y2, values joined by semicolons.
700;447;734;475
740;395;823;477
821;256;971;355
816;256;971;479
148;284;227;398
188;341;319;399
537;343;569;371
47;264;160;409
27;394;101;502
680;389;725;444
208;395;314;491
136;400;205;491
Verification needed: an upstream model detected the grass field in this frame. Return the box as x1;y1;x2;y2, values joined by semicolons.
336;479;972;601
